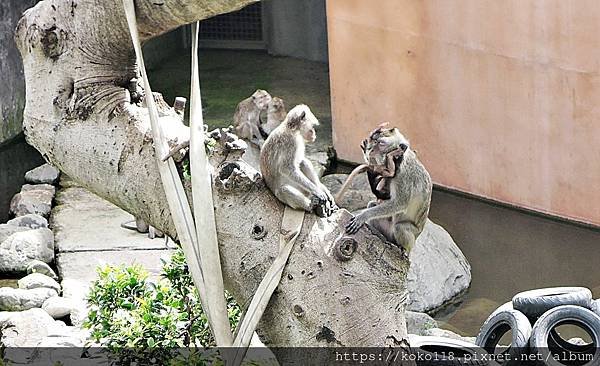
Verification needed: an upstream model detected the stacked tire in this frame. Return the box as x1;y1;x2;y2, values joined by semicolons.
475;287;600;365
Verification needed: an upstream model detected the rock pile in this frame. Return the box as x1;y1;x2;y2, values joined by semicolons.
0;164;90;361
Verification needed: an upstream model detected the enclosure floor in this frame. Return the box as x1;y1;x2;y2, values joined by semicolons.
149;49;332;140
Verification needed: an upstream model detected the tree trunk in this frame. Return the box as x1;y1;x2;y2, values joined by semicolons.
15;0;411;359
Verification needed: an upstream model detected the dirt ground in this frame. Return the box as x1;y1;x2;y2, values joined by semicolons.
149;49;332;145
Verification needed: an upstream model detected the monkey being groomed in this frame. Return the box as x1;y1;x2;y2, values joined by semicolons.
233;89;272;147
341;125;432;253
260;105;336;217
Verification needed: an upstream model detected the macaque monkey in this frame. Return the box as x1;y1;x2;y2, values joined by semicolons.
233;89;272;146
261;97;286;137
335;144;403;202
344;125;432;253
260;105;335;217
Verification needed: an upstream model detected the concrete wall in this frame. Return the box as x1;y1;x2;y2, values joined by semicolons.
0;0;39;145
327;0;600;227
263;0;328;63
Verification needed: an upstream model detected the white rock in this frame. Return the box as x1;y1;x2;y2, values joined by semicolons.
406;311;438;335
0;228;55;273
0;223;30;243
69;303;90;327
9;184;55;218
42;296;76;319
0;308;57;364
27;259;58;279
18;273;61;292
0;308;56;347
24;163;60;185
61;279;91;327
408;220;471;312
422;327;477;344
0;311;18;325
37;335;83;347
0;287;58;311
567;337;588;346
7;213;49;229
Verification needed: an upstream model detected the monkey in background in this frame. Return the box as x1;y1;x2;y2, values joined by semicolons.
260;97;287;137
233;89;272;146
260;105;335;217
344;126;432;253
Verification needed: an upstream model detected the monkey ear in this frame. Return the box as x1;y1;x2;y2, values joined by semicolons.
300;111;306;120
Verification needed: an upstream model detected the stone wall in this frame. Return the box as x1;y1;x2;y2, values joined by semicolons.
0;0;39;145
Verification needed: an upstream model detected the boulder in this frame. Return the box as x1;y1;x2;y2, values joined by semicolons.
7;213;49;229
323;173;472;313
406;311;438;335
61;279;90;327
0;223;29;243
408;220;471;312
422;327;477;344
24;163;60;185
0;228;55;273
0;287;58;311
0;308;57;347
18;273;61;292
9;184;55;218
0;311;17;325
0;308;63;364
42;296;76;319
27;259;58;279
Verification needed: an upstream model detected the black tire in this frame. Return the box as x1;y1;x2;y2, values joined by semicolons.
548;329;596;355
476;302;532;365
530;305;600;366
408;335;492;365
512;287;592;319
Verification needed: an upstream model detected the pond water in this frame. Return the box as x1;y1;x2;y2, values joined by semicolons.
429;189;600;336
0;134;44;222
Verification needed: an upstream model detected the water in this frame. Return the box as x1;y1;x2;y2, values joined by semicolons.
429;189;600;336
0;134;44;222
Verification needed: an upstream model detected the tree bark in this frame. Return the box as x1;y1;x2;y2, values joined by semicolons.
15;0;411;358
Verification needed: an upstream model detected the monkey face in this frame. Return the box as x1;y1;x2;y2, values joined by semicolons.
361;124;409;165
252;89;272;110
286;105;319;143
269;97;285;112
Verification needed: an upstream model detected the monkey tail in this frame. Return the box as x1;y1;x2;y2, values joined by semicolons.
335;164;370;202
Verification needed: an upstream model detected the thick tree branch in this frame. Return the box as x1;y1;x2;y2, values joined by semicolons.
15;0;411;353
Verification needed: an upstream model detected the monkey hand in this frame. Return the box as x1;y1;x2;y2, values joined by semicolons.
310;192;335;218
345;213;367;234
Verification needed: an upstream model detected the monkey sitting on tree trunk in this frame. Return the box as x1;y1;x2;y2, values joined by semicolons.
260;105;335;217
343;125;432;253
233;89;272;147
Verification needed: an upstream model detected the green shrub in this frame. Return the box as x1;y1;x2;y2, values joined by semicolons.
84;248;240;365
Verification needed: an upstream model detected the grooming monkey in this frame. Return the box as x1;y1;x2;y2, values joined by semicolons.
260;105;335;217
344;126;432;252
335;125;404;202
233;89;272;146
261;97;287;137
